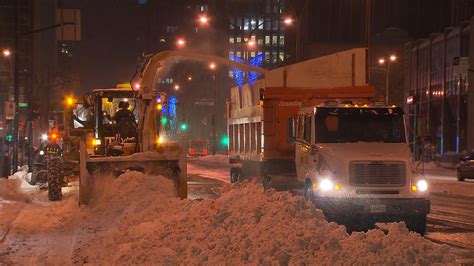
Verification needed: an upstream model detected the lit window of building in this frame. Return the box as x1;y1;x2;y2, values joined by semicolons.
229;51;234;59
265;36;270;45
237;51;242;57
257;37;263;45
244;18;249;30
272;52;277;63
279;35;285;46
251;51;256;57
229;37;235;43
272;35;278;46
279;52;285;62
265;51;270;62
236;36;242;43
258;18;264;29
250;19;256;29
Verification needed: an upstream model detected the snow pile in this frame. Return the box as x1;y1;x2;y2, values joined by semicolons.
0;178;28;201
74;173;456;265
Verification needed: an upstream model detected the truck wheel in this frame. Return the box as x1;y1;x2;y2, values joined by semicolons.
405;215;427;235
230;167;241;183
457;170;465;182
262;175;272;189
303;180;314;201
47;157;63;201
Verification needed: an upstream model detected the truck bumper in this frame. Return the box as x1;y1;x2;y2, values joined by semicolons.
314;197;430;221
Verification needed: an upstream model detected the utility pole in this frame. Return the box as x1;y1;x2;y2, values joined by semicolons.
211;73;217;155
385;62;390;105
12;0;20;173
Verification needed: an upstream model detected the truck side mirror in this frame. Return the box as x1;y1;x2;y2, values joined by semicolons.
287;117;295;144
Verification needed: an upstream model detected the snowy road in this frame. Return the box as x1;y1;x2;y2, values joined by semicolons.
188;156;474;256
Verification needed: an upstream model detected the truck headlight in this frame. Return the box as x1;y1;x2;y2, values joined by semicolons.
319;179;334;191
416;180;428;192
411;180;428;192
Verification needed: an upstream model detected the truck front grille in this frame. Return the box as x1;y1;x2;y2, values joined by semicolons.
349;161;406;187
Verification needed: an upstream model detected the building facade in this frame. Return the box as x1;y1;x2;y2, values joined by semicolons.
405;17;474;160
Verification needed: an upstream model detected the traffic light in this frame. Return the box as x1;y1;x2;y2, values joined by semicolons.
5;135;13;142
161;116;168;125
180;122;188;132
221;135;229;146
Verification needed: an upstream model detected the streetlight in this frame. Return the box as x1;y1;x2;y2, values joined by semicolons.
2;49;11;57
176;38;186;48
209;62;216;70
198;14;209;26
174;84;180;91
283;17;293;25
378;54;397;105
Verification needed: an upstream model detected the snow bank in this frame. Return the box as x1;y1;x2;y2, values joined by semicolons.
74;173;456;265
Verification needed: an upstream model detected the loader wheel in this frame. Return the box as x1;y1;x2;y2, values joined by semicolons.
47;157;63;201
230;167;241;183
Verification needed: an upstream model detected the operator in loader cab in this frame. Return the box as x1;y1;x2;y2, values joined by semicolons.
114;101;137;138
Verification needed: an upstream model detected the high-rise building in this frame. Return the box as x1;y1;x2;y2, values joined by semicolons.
224;0;289;68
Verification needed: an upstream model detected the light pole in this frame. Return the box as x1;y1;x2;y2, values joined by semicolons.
287;0;310;62
209;62;217;155
378;55;397;105
1;49;13;177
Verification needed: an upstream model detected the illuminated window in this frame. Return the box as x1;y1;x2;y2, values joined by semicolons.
251;51;256;57
199;5;208;12
250;35;256;42
279;52;284;62
237;51;242;57
257;38;263;45
279;36;285;46
229;51;234;59
272;35;278;45
265;36;270;45
250;19;256;29
244;18;249;30
265;52;270;62
258;18;264;29
236;36;242;43
229;37;235;44
229;70;233;77
272;52;277;63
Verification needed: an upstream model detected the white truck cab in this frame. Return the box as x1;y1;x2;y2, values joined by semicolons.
292;103;430;234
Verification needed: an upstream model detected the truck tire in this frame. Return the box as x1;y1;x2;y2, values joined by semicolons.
457;170;465;182
47;157;63;201
230;167;241;183
303;180;314;201
405;215;427;235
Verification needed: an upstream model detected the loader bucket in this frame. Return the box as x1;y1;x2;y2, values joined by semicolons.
78;140;187;205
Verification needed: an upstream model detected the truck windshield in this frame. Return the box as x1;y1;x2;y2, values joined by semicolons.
315;107;405;143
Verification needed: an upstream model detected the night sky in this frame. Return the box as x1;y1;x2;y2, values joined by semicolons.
64;0;144;91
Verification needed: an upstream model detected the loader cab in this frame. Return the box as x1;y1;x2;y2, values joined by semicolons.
91;88;140;156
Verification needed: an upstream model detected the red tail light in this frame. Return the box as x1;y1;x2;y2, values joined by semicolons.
202;149;207;156
189;148;195;156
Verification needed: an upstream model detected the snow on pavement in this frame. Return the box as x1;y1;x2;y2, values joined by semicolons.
0;171;462;264
188;154;231;183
